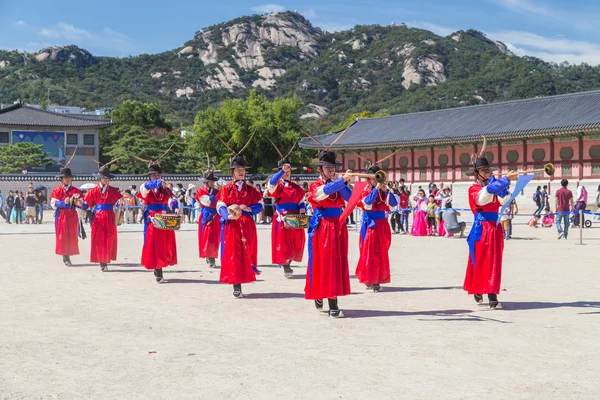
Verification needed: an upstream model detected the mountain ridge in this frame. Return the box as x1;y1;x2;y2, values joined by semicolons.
1;11;599;130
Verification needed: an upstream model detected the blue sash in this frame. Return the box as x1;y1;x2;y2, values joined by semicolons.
307;207;343;290
361;210;386;244
275;203;299;213
143;204;169;245
467;212;498;267
94;204;114;212
201;207;217;227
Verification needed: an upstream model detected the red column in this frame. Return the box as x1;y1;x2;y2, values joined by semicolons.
430;146;435;181
549;137;555;182
579;134;584;180
497;141;503;174
410;147;415;182
451;144;456;183
523;140;528;170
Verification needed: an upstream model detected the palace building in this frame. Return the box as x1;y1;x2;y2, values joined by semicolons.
300;90;600;186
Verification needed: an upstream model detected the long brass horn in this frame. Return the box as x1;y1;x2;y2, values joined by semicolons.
351;170;387;184
514;163;556;176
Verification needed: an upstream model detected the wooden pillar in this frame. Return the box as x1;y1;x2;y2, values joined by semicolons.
430;146;435;181
341;151;345;171
497;141;503;174
391;148;396;179
549;137;555;181
523;139;528;169
579;134;584;180
410;147;415;182
451;144;456;183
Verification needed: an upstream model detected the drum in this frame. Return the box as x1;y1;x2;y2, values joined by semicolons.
152;213;182;230
283;214;309;229
115;205;124;226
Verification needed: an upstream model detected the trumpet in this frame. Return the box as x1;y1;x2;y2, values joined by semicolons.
349;170;387;184
512;163;556;176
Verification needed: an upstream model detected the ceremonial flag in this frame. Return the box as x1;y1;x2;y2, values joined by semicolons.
497;174;535;225
340;181;368;223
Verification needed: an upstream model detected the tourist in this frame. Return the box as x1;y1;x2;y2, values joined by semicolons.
500;198;518;239
541;185;549;209
130;185;139;223
122;190;136;223
85;165;122;272
573;184;588;227
463;138;518;309
0;190;5;222
50;166;87;266
5;190;14;224
216;155;263;298
24;187;37;224
305;149;353;318
184;184;195;223
595;184;600;220
267;156;306;279
355;165;397;292
196;170;221;269
533;186;543;217
137;162;179;283
399;186;410;234
528;215;540;228
35;190;47;224
13;192;25;224
555;179;574;240
426;195;437;236
254;183;263;223
411;188;428;236
389;181;401;234
542;207;554;227
442;202;466;238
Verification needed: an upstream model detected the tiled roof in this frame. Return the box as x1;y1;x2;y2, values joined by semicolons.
300;90;600;150
0;103;113;128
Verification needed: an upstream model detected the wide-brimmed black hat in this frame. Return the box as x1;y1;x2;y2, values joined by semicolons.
58;167;73;178
95;166;115;179
200;170;218;182
366;165;381;174
272;159;298;171
312;150;343;167
466;157;497;176
230;155;251;169
147;163;163;175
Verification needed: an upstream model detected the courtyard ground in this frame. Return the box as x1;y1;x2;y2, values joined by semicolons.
1;221;599;399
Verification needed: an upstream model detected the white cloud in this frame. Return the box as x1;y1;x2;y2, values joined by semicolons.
13;20;27;27
406;21;456;37
39;23;139;56
489;30;600;65
492;0;553;17
316;22;354;32
251;4;286;13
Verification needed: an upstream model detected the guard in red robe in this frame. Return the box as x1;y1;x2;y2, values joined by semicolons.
216;155;263;298
355;165;398;292
137;163;179;283
267;159;306;278
464;155;516;309
196;170;221;269
84;166;122;272
306;150;354;318
50;167;87;266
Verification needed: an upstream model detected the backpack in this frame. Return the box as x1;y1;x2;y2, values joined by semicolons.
533;191;541;204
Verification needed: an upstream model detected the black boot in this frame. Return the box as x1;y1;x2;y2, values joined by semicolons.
100;263;108;272
62;255;72;267
207;258;216;268
488;293;501;309
283;263;293;278
233;284;243;298
314;299;324;311
372;284;382;292
328;298;344;318
474;294;484;304
154;268;165;283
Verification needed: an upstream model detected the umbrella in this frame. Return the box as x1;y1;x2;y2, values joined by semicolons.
80;183;96;190
34;185;47;191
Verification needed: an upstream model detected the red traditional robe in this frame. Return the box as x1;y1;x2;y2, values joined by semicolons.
216;182;263;284
305;177;352;300
355;185;395;285
196;186;221;259
463;179;508;295
85;185;122;264
267;173;306;265
137;180;177;270
51;185;85;256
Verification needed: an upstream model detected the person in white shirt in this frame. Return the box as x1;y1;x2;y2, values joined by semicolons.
573;184;588;227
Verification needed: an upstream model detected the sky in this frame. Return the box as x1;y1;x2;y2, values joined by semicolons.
1;0;600;64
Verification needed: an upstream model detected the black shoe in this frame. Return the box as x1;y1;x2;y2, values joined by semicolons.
329;309;345;318
488;294;501;309
372;284;382;292
474;294;484;304
100;263;108;272
233;284;243;298
314;299;324;311
365;284;373;290
283;265;294;278
63;255;72;267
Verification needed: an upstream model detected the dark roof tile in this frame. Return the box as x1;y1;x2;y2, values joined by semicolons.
0;104;113;128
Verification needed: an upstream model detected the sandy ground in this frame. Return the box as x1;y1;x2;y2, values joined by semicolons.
1;220;599;400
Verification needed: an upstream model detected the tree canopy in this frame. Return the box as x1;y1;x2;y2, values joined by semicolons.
0;142;51;173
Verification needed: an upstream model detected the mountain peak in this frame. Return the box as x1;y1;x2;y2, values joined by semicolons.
34;45;97;67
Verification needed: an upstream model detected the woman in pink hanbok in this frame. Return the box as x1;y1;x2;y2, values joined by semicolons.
411;189;428;236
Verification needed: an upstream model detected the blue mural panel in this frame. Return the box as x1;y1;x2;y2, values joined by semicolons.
12;130;65;172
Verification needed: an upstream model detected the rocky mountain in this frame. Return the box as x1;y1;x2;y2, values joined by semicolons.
1;11;599;128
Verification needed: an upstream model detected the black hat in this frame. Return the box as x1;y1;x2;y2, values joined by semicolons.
95;166;115;179
58;167;73;178
147;163;163;175
466;157;497;176
312;150;343;167
230;155;251;169
272;159;298;171
201;170;218;182
366;165;381;174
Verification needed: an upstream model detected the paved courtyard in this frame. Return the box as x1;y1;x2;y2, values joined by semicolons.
1;221;599;399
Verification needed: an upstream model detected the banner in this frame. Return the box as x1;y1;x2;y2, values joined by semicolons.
496;174;535;225
12;130;65;172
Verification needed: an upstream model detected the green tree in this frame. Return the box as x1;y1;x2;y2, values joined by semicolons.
188;90;311;173
329;111;389;132
0;142;51;173
107;100;172;130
